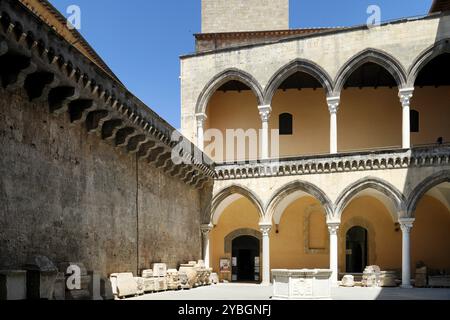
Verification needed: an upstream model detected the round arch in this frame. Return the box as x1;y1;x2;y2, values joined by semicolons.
265;180;333;224
195;68;264;115
407;39;450;86
263;59;333;105
333;48;407;95
209;185;264;225
335;177;406;221
224;228;262;254
407;170;450;217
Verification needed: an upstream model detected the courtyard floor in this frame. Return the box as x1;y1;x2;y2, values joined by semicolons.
127;283;450;301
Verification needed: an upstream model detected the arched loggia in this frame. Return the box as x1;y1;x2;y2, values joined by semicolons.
262;59;334;156
407;40;450;146
333;49;408;152
196;68;264;115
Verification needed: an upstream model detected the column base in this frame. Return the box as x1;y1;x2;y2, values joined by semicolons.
400;284;413;289
260;281;272;287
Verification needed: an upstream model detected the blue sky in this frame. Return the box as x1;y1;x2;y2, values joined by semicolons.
49;0;433;128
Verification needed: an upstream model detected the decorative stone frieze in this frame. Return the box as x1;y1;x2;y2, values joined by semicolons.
272;269;332;300
215;145;450;180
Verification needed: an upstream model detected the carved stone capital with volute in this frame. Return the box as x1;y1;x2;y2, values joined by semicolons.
196;113;208;128
200;223;213;237
398;218;415;234
327;222;340;235
258;105;272;122
327;96;340;114
259;223;272;237
398;88;414;108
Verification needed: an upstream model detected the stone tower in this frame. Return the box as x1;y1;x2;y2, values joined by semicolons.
201;0;289;33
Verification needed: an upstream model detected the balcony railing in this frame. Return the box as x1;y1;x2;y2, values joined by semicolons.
214;144;450;180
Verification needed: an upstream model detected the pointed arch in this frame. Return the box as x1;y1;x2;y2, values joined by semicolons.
334;177;406;221
407;170;450;217
209;185;264;225
263;58;333;105
407;39;450;86
195;68;264;114
265;180;333;224
333;48;407;95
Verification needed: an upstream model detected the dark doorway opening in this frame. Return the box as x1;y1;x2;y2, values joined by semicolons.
346;226;368;273
232;235;260;282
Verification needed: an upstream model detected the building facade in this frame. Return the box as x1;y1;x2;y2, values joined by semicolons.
182;1;450;286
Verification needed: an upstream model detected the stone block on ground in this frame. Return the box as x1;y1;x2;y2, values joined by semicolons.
379;271;398;287
141;269;153;278
23;255;58;300
0;270;27;300
110;273;138;298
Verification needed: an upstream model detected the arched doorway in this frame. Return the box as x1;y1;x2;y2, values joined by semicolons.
346;226;368;273
232;235;260;282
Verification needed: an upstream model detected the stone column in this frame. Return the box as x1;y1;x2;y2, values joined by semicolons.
399;88;414;149
258;105;272;159
328;222;340;286
259;223;272;285
200;224;213;269
327;97;340;154
399;218;415;288
196;113;207;151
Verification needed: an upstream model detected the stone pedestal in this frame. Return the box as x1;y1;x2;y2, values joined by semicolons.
179;263;197;288
272;269;332;300
341;275;355;287
415;267;428;288
179;271;191;290
167;269;181;290
362;266;381;287
0;270;27;300
209;273;219;285
152;264;167;277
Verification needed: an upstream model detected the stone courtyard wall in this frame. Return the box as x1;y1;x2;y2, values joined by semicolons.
0;87;207;277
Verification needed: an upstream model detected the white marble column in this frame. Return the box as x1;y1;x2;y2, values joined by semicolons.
399;218;415;288
196;113;207;151
200;224;213;269
327;97;340;154
258;105;272;159
259;223;272;285
399;88;414;149
328;222;340;286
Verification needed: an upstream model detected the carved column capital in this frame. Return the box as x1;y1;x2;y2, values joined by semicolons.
200;223;213;236
398;88;414;108
327;96;340;114
196;113;207;128
259;223;272;237
258;105;272;122
399;218;415;233
327;222;340;235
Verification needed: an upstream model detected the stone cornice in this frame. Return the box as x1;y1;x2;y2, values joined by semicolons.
0;0;215;188
215;145;450;180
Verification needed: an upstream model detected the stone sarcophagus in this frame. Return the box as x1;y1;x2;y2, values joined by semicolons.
272;269;332;300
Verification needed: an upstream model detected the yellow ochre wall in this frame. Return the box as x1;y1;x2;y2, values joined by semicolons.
411;86;450;146
205;86;450;160
412;195;450;270
339;196;402;272
270;197;329;270
209;197;261;276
